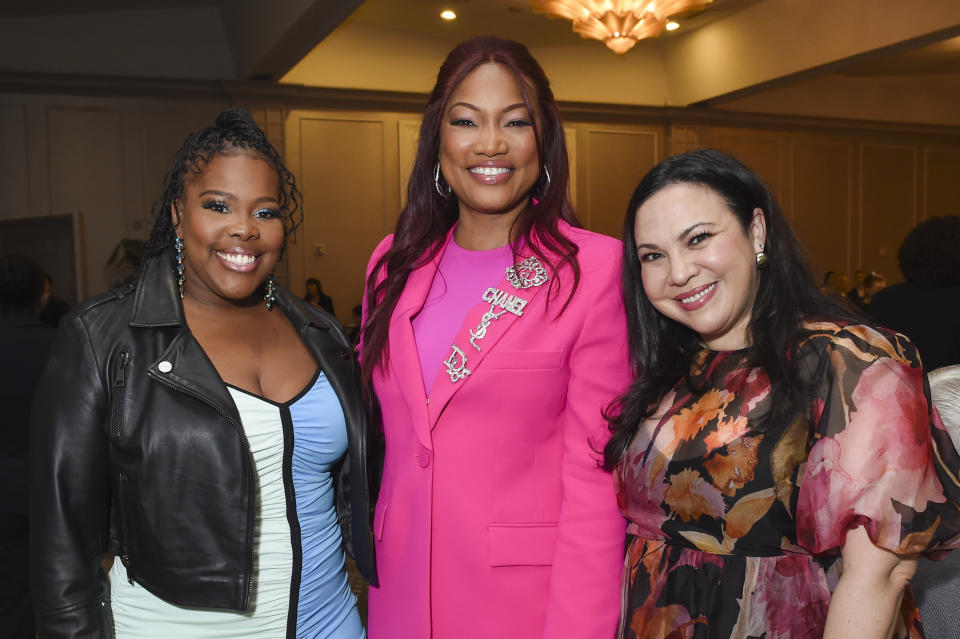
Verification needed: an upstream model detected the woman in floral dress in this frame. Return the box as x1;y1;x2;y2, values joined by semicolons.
605;149;960;639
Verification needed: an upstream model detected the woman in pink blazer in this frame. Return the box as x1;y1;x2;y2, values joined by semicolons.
360;37;629;638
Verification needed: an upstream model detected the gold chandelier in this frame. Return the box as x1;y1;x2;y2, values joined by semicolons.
531;0;714;54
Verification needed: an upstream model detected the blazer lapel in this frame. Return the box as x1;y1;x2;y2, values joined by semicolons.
388;244;448;450
427;252;553;427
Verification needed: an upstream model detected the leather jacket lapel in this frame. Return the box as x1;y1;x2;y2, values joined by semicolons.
145;330;242;428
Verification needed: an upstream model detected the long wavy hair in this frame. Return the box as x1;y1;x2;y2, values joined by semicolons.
603;149;859;469
361;36;581;389
144;107;302;258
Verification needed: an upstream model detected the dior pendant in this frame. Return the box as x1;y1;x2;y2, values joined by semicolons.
443;345;472;383
506;256;549;290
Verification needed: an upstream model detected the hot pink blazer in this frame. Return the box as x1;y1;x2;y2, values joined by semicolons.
364;222;629;638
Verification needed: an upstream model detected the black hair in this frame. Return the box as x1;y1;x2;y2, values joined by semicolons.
0;254;45;315
144;107;302;256
897;215;960;286
863;271;886;291
603;149;858;469
304;277;323;301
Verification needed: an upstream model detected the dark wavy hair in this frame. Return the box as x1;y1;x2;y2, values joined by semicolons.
897;215;960;286
603;149;858;469
361;36;581;390
144;107;302;257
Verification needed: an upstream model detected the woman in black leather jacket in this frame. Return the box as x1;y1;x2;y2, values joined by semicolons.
29;108;375;639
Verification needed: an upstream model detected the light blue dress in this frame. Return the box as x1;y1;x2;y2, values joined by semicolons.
109;371;365;638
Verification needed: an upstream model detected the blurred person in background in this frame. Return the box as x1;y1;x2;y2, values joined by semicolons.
38;272;70;327
846;269;867;308
870;216;960;370
0;254;55;639
304;277;335;316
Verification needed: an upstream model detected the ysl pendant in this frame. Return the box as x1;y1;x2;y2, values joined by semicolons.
443;345;471;383
469;305;507;351
506;256;549;290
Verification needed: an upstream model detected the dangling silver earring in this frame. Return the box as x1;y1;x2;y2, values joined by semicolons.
434;162;451;199
263;273;277;311
755;243;768;269
174;235;185;299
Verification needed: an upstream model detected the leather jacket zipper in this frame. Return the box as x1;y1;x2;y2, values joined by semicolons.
111;351;130;440
146;369;256;609
117;471;133;584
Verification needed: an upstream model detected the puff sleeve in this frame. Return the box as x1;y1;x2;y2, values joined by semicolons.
795;323;960;556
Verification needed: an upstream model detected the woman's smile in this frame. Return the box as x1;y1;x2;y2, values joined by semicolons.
674;281;718;310
215;249;259;272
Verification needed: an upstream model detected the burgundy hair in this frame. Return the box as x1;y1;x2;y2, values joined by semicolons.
360;36;582;390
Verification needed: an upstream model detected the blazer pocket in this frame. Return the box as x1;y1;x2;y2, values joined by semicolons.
483;350;564;370
374;496;388;541
488;523;558;566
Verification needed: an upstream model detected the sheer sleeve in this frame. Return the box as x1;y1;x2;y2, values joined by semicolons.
795;322;960;556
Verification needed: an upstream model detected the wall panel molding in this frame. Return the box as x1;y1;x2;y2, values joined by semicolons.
0;104;30;219
858;143;919;283
4;71;960;140
582;127;660;238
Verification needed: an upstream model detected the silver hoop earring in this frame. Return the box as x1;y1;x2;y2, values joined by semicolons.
174;236;185;299
536;165;551;200
434;162;451;199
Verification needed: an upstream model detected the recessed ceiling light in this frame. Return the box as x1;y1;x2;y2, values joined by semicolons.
665;21;680;31
440;10;457;20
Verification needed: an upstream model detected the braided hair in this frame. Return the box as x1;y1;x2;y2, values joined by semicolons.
144;107;302;256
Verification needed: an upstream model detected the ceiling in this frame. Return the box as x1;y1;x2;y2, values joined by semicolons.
840;34;960;76
340;0;763;49
0;0;218;17
1;0;959;124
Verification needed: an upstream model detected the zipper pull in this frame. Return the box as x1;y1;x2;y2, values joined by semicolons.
115;351;130;388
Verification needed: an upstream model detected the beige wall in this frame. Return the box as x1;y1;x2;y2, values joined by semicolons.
0;94;228;298
669;125;960;283
282;104;960;321
2;88;958;318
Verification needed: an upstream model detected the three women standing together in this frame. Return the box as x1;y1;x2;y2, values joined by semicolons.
29;35;960;639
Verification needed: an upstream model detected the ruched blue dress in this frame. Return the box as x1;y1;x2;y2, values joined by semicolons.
109;371;364;638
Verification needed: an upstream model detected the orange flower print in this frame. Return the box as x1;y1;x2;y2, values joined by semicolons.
665;468;727;522
703;415;750;453
670;389;733;443
704;434;762;496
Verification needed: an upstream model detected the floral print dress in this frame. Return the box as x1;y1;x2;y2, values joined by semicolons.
616;321;960;639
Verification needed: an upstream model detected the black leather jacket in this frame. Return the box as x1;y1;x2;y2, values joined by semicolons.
29;252;376;638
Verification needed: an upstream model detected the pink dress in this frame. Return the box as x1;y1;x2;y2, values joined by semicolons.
616;321;960;639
